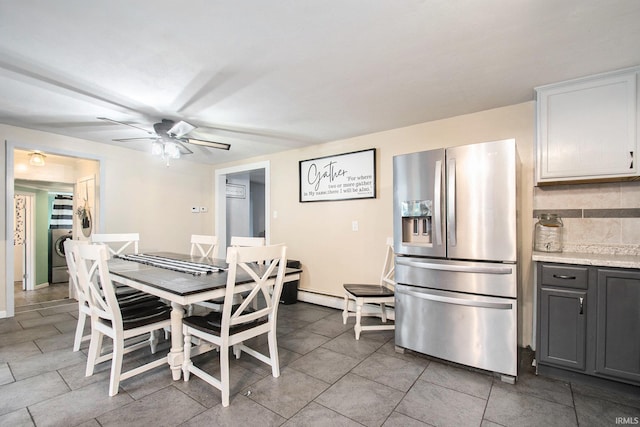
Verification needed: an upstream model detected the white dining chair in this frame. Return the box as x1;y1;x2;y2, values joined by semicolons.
90;233;140;258
231;236;266;307
182;243;287;407
90;232;143;298
190;234;218;258
342;237;396;340
66;238;164;352
64;239;90;352
229;236;265;248
194;235;265;313
186;235;219;316
76;243;172;396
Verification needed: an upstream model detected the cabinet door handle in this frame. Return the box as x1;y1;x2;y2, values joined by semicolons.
553;274;576;280
579;297;584;315
630;151;634;169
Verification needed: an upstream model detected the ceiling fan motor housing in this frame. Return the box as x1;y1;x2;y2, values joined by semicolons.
154;119;176;137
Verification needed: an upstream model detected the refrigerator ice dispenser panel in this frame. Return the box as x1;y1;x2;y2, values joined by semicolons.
401;200;432;246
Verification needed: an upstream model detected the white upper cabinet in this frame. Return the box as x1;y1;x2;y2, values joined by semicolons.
535;67;639;185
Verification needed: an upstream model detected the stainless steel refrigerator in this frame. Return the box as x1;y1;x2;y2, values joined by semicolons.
393;138;520;380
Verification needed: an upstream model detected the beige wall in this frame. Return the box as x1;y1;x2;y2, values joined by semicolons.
216;101;537;347
1;124;214;315
2;103;537;345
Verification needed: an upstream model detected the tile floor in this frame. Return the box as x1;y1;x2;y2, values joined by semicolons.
13;281;70;308
1;300;639;426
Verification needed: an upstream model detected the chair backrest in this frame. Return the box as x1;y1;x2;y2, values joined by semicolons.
64;239;89;303
190;234;218;258
222;244;287;335
74;243;121;326
380;237;396;290
230;236;267;264
230;236;266;247
91;233;140;258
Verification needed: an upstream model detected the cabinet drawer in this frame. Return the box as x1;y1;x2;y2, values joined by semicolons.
541;264;588;289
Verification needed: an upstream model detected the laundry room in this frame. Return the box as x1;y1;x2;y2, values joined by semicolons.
12;149;99;307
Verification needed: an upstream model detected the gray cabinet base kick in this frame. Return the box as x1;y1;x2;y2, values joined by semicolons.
536;262;640;390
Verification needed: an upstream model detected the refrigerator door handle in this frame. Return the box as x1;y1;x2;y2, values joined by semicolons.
396;258;513;275
447;158;456;246
397;287;513;310
434;160;443;246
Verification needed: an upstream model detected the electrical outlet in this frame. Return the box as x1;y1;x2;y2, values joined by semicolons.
191;206;200;213
352;220;359;231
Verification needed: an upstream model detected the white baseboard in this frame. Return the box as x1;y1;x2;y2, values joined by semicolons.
0;310;7;319
297;290;344;309
297;290;395;320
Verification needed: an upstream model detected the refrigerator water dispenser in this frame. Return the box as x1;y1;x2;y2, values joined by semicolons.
401;200;432;245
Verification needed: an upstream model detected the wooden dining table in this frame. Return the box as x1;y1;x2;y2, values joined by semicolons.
108;252;301;380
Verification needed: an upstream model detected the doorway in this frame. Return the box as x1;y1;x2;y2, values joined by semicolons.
215;161;269;258
13;181;75;308
13;191;35;292
5;144;102;317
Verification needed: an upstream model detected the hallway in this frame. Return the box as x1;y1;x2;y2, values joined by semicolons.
13;281;69;310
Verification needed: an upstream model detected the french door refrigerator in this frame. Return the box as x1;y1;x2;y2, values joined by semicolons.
393;138;520;380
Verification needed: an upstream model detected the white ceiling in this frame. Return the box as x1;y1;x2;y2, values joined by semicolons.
1;1;639;165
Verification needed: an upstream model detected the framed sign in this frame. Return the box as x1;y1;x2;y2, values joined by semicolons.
299;148;376;202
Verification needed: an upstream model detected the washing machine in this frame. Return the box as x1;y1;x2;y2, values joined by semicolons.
49;229;72;284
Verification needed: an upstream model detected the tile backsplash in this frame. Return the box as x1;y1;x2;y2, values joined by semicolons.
533;181;640;255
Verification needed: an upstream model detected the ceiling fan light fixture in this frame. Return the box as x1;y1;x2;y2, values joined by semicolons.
165;142;181;159
187;138;231;151
29;151;46;166
151;141;163;156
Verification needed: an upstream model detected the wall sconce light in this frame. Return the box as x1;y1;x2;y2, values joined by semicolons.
29;151;46;166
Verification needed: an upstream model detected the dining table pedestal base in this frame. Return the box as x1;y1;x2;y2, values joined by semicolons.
168;302;186;380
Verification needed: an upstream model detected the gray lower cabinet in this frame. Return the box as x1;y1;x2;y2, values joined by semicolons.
595;268;640;383
539;287;587;370
537;262;640;387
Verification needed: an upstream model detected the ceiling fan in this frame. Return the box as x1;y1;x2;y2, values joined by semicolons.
97;117;231;157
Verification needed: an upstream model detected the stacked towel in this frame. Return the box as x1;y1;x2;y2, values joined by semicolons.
50;195;73;229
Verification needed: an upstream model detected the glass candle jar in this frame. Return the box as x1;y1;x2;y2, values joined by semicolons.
534;213;563;252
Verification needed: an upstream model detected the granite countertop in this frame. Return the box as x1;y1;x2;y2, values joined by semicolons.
532;251;640;269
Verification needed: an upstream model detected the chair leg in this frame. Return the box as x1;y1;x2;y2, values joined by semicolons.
73;311;87;352
108;336;124;396
355;301;363;340
85;328;102;376
342;294;350;324
220;345;230;407
149;330;158;354
267;329;280;378
233;344;242;359
380;303;387;323
182;330;192;381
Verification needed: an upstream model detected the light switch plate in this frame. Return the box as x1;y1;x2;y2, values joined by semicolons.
200;206;208;213
352;220;359;231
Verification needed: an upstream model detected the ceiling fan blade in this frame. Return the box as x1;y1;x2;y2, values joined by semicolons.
186;138;231;151
168;120;195;138
113;137;160;142
98;117;153;134
174;140;194;155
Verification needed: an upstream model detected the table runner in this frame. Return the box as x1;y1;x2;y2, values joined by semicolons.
117;254;222;276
